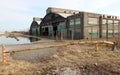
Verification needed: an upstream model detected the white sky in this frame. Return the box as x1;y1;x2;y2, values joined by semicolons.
0;0;120;32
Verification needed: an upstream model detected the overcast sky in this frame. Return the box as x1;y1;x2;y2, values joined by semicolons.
0;0;120;32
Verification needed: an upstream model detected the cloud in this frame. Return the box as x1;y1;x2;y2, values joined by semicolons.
0;0;37;31
52;0;115;11
0;0;120;32
87;0;114;9
0;0;28;12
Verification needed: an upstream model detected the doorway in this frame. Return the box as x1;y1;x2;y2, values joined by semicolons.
44;27;48;36
53;26;57;36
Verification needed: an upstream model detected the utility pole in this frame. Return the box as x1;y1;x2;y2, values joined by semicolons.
106;20;108;41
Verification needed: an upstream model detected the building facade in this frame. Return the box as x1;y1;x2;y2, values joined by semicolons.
30;17;42;36
30;7;120;40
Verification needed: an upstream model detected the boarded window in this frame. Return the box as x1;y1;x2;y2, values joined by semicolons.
88;18;98;25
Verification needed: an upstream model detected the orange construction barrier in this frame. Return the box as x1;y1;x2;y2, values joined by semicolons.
2;44;6;63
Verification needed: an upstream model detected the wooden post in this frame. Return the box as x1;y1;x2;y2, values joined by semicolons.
2;44;6;63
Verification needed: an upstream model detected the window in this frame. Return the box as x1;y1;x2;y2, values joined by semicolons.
70;19;74;25
59;22;65;25
49;26;53;31
75;18;81;25
108;20;113;25
108;30;113;35
102;19;106;25
88;29;98;36
114;30;119;35
102;30;106;36
114;21;119;25
42;27;45;32
88;18;98;25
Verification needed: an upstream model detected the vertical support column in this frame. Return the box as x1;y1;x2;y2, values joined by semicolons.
91;26;93;41
52;30;54;39
60;30;63;41
113;20;115;37
99;16;102;38
55;31;58;41
106;20;108;41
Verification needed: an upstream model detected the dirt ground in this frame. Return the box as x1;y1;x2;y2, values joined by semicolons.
0;43;120;75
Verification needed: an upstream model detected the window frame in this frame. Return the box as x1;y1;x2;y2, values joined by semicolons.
88;17;98;25
75;18;81;25
69;19;74;26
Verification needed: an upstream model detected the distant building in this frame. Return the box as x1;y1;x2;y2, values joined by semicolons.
30;7;120;39
30;17;42;36
0;32;4;35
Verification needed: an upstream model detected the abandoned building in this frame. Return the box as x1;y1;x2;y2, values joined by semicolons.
30;17;42;35
30;7;120;40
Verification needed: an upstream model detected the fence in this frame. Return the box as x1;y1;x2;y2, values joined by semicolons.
1;40;117;63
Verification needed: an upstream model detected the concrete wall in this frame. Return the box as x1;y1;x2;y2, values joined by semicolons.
38;7;120;40
33;17;42;21
67;13;84;39
83;12;101;39
47;7;80;14
101;17;119;38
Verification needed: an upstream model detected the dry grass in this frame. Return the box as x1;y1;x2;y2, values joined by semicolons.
0;44;120;75
39;45;120;75
0;59;39;75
